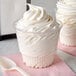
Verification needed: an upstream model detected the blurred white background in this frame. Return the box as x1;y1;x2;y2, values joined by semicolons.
0;0;26;35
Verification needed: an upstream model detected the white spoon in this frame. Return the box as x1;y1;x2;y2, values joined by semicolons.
0;56;29;76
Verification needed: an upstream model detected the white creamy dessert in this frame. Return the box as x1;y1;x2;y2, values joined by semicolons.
60;25;76;46
56;0;76;25
56;0;76;46
16;4;59;68
61;0;76;7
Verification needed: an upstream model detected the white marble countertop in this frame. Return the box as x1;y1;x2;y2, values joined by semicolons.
0;39;76;75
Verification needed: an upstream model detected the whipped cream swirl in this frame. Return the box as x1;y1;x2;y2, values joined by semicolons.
59;0;76;7
16;4;54;33
56;0;76;25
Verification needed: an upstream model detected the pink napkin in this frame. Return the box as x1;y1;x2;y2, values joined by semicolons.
1;53;75;76
58;41;76;56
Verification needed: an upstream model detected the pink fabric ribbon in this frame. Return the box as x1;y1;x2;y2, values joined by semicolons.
1;53;75;76
58;41;76;56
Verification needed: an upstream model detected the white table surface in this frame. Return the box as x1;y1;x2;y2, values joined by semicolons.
0;39;76;75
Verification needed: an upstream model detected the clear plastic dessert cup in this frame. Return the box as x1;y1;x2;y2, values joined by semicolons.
16;16;59;68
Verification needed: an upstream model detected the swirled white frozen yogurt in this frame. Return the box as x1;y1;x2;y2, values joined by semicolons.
60;0;76;7
16;4;53;33
56;0;76;25
16;4;59;68
56;0;76;46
